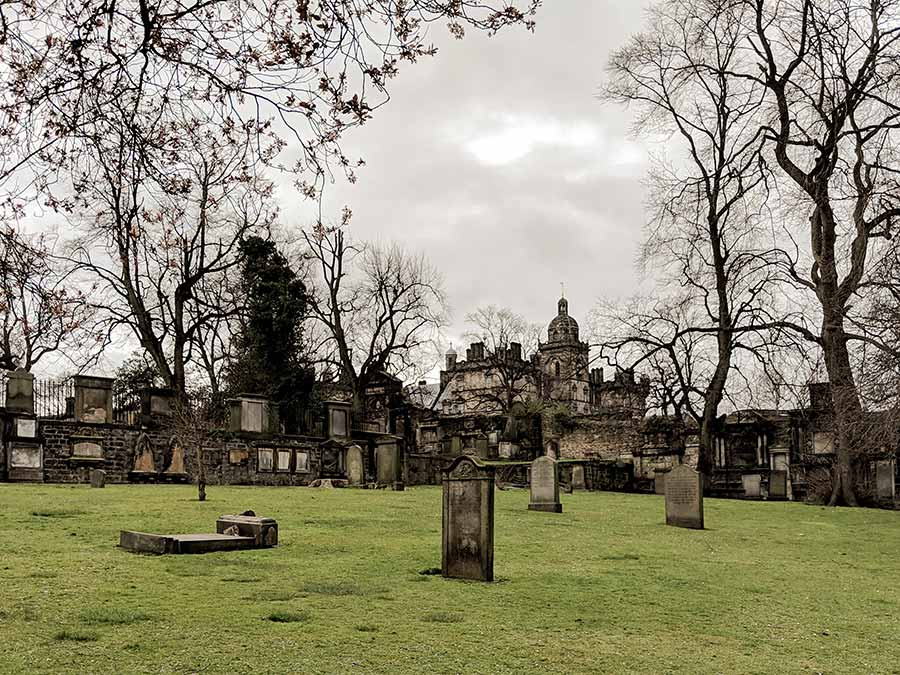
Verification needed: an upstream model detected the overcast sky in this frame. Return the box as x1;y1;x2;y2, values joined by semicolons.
283;1;655;367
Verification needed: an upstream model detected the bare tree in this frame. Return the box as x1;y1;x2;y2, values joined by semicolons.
68;121;272;398
745;0;900;504
0;224;98;371
605;0;799;475
0;1;537;216
303;225;448;416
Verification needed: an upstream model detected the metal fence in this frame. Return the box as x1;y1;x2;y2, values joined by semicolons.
34;377;75;418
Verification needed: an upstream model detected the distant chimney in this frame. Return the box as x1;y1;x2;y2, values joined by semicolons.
470;342;485;361
509;342;522;362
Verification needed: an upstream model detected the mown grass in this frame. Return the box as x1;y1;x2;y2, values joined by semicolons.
0;484;899;673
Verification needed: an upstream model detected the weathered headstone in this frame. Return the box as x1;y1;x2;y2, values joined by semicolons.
664;464;703;529
163;438;186;475
73;375;114;423
742;473;761;499
90;469;106;488
131;432;156;473
768;470;787;500
528;456;562;513
6;368;35;414
346;445;365;486
442;455;495;582
571;464;586;490
376;440;400;487
654;469;667;495
876;459;895;501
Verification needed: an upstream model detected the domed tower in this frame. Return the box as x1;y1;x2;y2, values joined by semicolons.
538;294;591;413
548;297;580;344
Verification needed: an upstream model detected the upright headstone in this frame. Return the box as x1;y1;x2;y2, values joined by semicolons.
132;432;156;474
442;455;495;582
346;445;365;486
90;469;106;488
528;456;562;513
6;368;35;414
876;459;895;501
664;464;703;529
768;470;788;500
376;440;400;487
742;473;762;499
654;469;667;495
571;464;587;490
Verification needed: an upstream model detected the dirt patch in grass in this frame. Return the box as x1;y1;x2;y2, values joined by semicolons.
31;510;85;519
299;581;365;596
266;611;308;623
53;630;99;643
79;607;153;626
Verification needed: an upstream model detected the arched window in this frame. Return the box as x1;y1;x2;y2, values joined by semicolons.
554;362;560;378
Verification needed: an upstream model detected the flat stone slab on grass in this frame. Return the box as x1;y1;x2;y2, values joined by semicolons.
120;530;260;555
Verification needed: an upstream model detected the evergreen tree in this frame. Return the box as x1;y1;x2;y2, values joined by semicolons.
227;237;315;432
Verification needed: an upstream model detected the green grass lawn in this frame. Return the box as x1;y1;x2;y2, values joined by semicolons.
1;484;898;674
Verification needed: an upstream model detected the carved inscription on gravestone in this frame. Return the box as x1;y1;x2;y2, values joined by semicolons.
768;470;788;500
442;456;495;582
664;464;703;529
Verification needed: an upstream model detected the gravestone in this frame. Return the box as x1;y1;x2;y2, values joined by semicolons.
442;455;495;582
346;445;365;486
90;469;106;488
876;459;895;501
664;464;703;529
376;440;400;487
571;464;586;490
528;456;562;513
654;469;667;495
544;440;558;460
742;473;761;499
768;470;788;500
163;438;186;475
131;433;156;473
6;368;34;414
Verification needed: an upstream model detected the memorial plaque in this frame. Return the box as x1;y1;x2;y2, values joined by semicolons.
664;464;703;529
528;456;562;513
442;456;495;582
346;445;364;485
73;441;103;458
329;408;348;438
769;470;787;500
257;448;274;472
876;459;896;501
295;450;310;473
276;449;291;472
15;417;36;439
498;441;513;459
10;445;41;468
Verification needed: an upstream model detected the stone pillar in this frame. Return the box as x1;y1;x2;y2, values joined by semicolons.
73;375;114;423
442;455;495;582
6;368;35;414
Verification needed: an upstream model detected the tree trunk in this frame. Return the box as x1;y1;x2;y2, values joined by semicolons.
821;312;861;507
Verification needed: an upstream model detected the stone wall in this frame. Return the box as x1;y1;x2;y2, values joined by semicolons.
556;416;643;462
6;412;346;486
